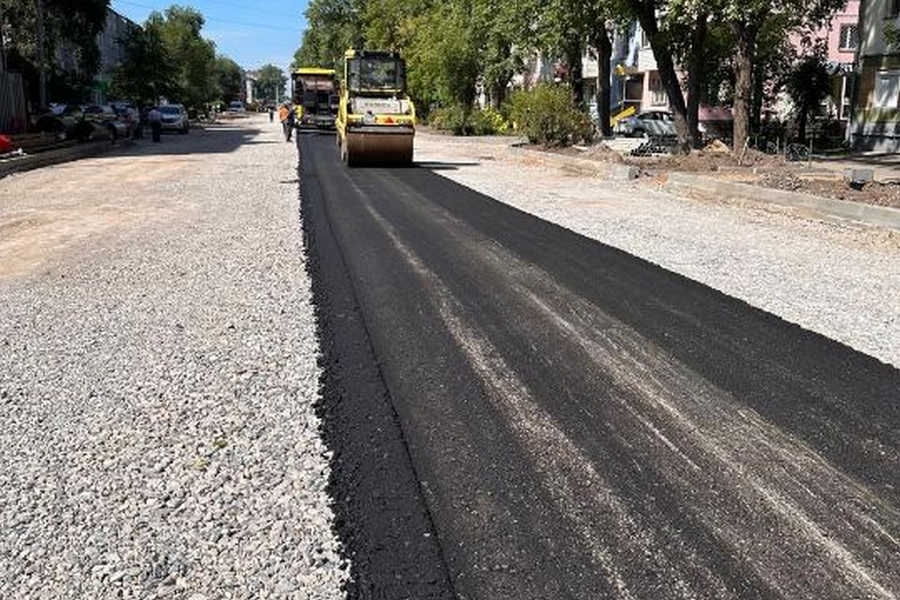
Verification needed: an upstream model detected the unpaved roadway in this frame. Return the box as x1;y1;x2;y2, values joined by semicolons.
300;132;900;600
1;117;347;599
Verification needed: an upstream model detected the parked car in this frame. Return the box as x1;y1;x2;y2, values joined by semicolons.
228;100;246;113
157;104;190;134
621;109;707;139
35;104;83;139
83;104;132;140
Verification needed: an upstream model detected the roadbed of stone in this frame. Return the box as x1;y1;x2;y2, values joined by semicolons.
415;132;900;368
0;116;347;598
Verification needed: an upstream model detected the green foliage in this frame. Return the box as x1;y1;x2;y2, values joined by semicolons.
0;0;110;102
213;56;243;103
292;0;365;73
429;105;510;136
296;0;533;110
254;64;287;103
110;26;178;106
508;84;594;147
478;106;510;134
146;6;217;109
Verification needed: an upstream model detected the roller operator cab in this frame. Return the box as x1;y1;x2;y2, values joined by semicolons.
336;50;416;166
292;68;339;130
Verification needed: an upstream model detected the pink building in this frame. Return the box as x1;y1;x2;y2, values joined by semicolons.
789;0;859;122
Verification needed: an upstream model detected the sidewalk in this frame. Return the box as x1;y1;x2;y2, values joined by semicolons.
812;152;900;183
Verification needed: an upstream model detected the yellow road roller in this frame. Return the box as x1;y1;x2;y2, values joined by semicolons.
336;49;416;166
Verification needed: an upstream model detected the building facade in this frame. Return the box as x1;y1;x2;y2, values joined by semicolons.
55;8;138;104
850;0;900;150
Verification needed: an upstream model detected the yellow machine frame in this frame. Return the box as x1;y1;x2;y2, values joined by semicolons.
292;67;338;128
336;49;416;166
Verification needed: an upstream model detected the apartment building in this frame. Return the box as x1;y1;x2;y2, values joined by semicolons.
849;0;900;150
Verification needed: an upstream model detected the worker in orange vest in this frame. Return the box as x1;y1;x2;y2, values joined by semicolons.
278;103;293;142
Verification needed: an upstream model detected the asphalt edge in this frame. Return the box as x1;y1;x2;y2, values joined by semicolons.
297;143;458;600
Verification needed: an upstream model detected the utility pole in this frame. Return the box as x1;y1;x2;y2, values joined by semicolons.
35;0;47;107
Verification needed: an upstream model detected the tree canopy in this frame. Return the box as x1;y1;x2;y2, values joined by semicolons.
254;64;287;103
110;5;243;108
292;0;847;151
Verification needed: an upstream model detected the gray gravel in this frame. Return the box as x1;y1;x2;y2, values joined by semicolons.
0;117;347;598
416;133;900;368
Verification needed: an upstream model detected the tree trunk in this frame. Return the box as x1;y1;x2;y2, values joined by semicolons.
630;1;690;153
686;11;707;148
798;101;808;142
751;62;764;133
731;21;756;154
595;25;613;137
567;40;585;107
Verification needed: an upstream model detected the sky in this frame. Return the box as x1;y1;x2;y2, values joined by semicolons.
110;0;308;74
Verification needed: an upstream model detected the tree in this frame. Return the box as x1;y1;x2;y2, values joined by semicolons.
294;0;365;72
704;0;845;153
0;0;109;104
147;6;217;107
109;25;178;106
621;0;692;153
213;56;243;103
786;48;830;141
255;63;286;102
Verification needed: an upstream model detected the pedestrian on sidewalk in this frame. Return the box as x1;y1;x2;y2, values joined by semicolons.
269;106;274;123
148;106;162;143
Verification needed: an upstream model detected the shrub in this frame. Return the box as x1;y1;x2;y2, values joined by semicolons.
472;106;509;135
429;104;511;136
508;84;594;147
429;105;468;134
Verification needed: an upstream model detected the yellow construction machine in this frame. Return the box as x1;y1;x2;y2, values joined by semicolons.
292;67;339;130
336;49;416;166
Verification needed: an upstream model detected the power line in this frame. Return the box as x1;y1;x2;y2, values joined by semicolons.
112;0;301;32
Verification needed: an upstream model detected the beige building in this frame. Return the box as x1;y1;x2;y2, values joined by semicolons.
850;0;900;150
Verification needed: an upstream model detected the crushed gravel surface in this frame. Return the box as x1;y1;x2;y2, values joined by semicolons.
415;133;900;368
0;117;347;598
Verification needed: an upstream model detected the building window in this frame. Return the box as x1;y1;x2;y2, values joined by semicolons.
839;24;859;50
648;72;667;106
874;71;900;108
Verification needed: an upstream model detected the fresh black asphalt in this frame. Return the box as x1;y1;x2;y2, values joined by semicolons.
298;132;900;600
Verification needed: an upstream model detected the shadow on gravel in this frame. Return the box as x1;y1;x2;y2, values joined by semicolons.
416;161;480;170
98;125;263;158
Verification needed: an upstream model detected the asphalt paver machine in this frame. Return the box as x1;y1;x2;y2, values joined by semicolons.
292;67;339;130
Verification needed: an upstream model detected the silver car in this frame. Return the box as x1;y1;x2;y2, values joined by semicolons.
158;104;190;134
623;110;676;138
622;109;707;139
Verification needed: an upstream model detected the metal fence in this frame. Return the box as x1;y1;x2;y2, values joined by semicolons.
0;72;27;134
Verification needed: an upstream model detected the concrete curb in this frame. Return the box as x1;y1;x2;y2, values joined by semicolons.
0;139;133;179
506;145;640;181
664;171;900;231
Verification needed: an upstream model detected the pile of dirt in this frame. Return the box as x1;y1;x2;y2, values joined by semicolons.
539;143;626;164
631;148;781;173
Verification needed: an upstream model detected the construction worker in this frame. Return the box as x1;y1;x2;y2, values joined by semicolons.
278;103;293;142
